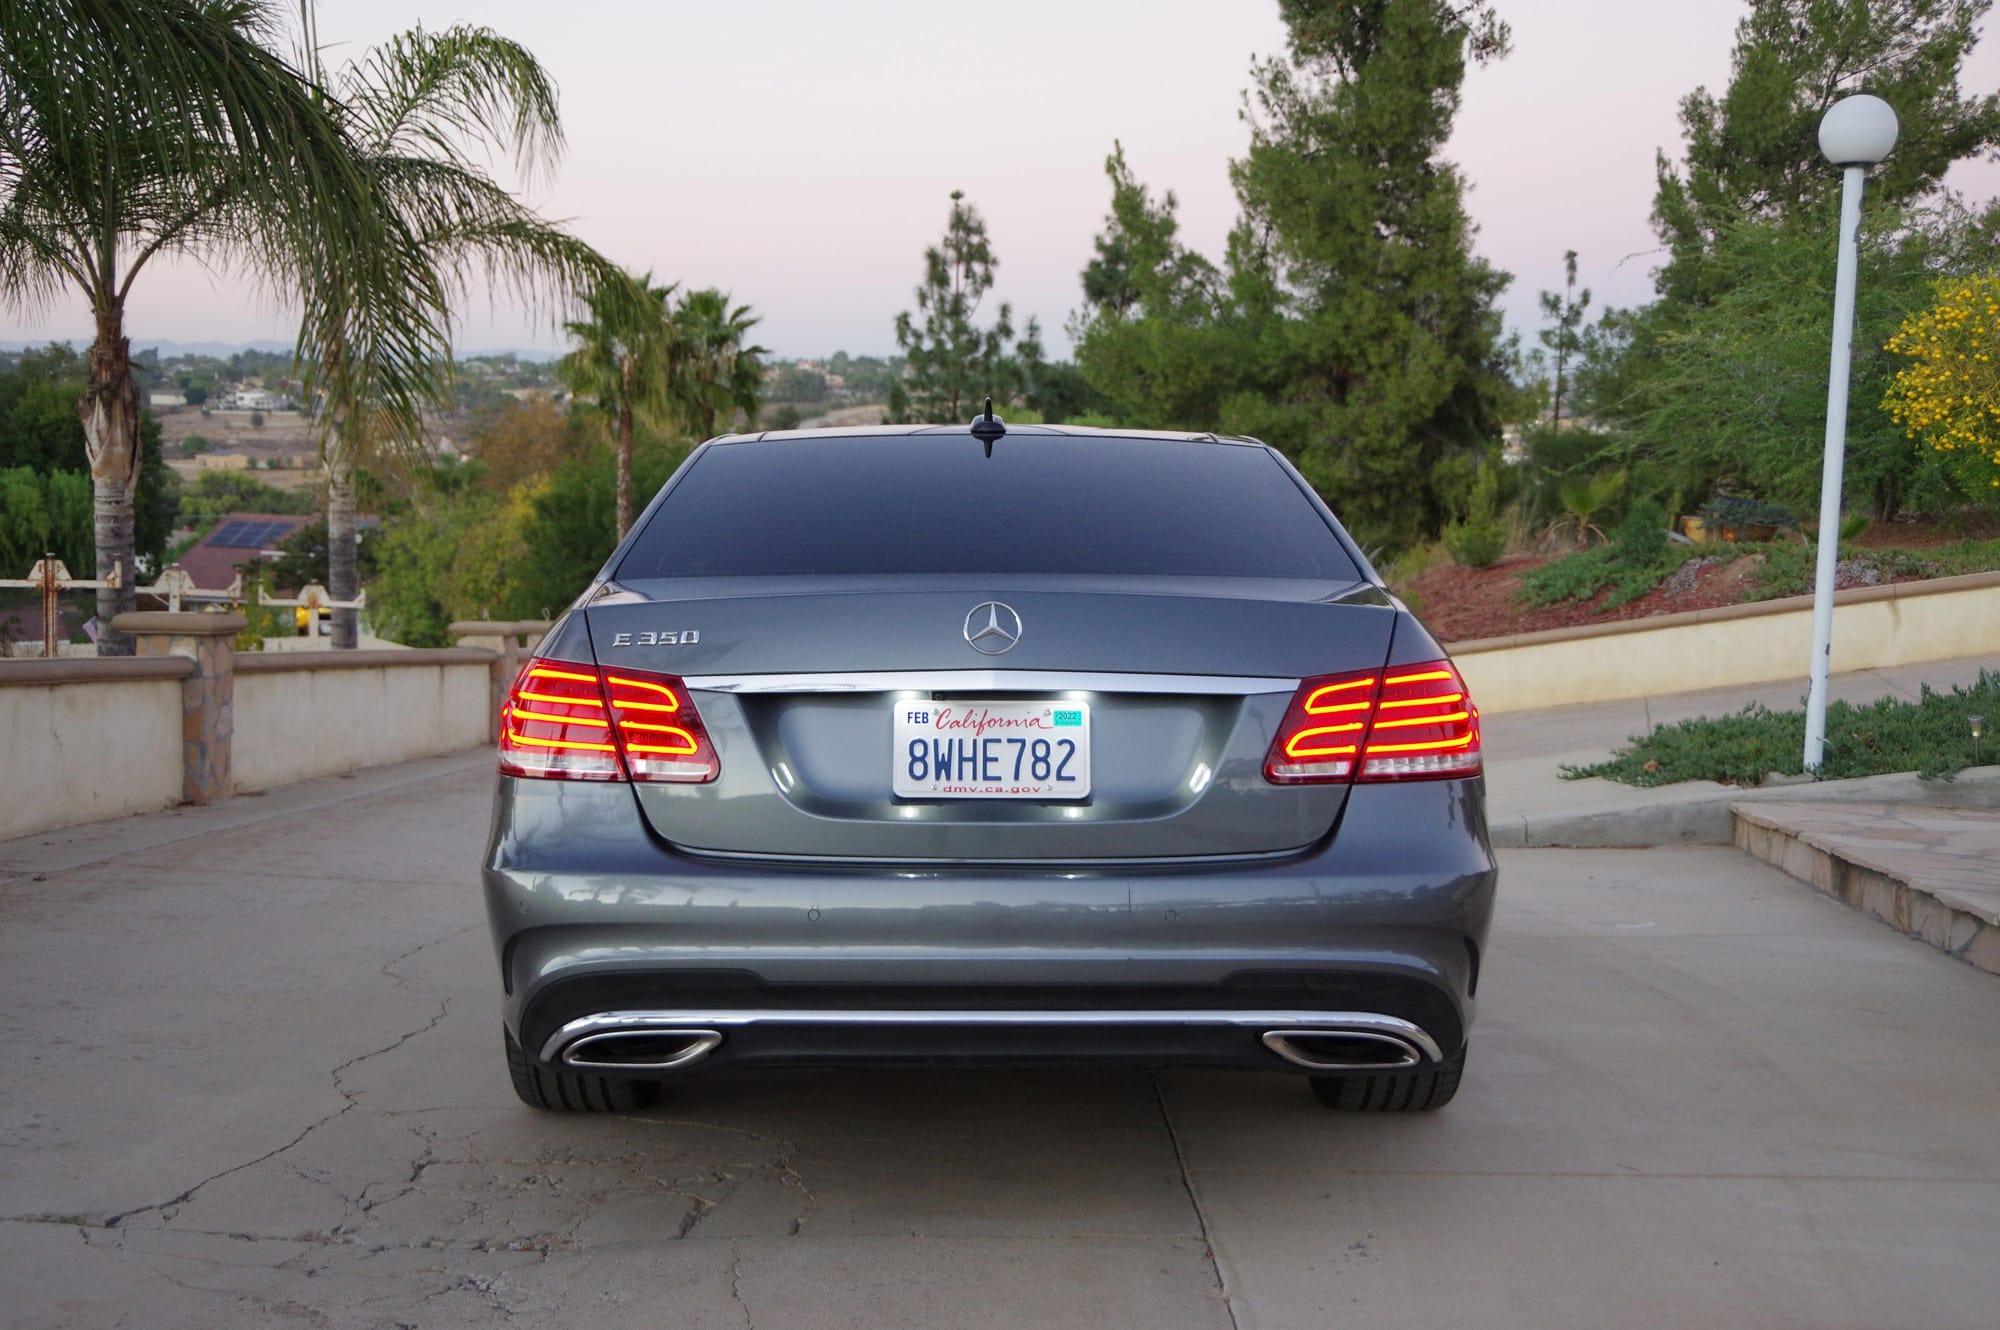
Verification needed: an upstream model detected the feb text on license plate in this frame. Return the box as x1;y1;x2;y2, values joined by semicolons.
893;700;1091;799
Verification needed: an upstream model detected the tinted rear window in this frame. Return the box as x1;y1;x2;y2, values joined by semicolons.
618;435;1359;581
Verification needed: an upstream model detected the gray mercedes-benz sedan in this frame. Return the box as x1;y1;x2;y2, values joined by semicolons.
482;420;1495;1113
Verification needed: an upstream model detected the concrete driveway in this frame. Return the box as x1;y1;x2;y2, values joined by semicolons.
2;753;1995;1329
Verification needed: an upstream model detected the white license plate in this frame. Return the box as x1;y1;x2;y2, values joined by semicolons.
892;700;1091;799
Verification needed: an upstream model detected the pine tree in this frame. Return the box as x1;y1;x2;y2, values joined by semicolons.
891;191;1020;423
1075;0;1517;552
1652;0;2000;308
1539;251;1591;429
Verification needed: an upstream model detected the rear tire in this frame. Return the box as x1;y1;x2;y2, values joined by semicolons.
505;1027;659;1112
1309;1044;1465;1112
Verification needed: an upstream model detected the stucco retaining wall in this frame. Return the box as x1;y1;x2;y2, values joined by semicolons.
2;647;495;843
0;659;191;840
1451;571;2000;715
232;650;494;791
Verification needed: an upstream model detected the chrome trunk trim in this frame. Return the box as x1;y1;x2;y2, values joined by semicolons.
681;669;1297;696
541;1009;1441;1068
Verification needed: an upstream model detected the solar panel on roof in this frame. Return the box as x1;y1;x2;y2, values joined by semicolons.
209;519;298;548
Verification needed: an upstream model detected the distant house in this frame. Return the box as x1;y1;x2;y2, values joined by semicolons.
196;452;252;470
218;387;298;412
149;390;188;409
168;511;380;594
172;512;316;591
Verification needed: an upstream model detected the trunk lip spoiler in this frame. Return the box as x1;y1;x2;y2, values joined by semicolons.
681;669;1299;696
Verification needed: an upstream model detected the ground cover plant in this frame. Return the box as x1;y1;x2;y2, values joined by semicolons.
1744;536;2000;599
1562;671;2000;786
1517;534;2000;615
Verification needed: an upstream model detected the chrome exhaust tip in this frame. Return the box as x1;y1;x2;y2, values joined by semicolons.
560;1028;722;1072
1261;1029;1425;1071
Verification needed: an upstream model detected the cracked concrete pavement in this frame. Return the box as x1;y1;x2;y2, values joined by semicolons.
2;750;1997;1328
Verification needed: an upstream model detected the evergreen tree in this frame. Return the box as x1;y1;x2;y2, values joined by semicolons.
1539;251;1590;429
891;191;1021;423
1652;0;2000;308
1074;1;1516;552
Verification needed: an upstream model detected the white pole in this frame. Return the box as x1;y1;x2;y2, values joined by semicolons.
1803;164;1868;771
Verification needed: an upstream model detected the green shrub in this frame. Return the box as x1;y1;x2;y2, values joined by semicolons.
1443;464;1507;567
1562;670;2000;786
1613;498;1668;568
1699;493;1794;531
1442;518;1506;568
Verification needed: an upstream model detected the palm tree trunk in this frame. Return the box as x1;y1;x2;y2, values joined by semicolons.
78;302;141;656
326;432;359;650
616;393;635;540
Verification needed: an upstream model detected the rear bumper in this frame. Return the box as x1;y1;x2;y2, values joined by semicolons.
482;774;1496;1077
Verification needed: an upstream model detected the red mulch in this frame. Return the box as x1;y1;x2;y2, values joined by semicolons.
1404;554;1757;642
1845;511;2000;548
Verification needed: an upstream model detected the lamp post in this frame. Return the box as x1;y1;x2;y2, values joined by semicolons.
1804;94;1900;772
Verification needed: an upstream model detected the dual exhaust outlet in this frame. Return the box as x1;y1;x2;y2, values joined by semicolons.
548;1010;1441;1074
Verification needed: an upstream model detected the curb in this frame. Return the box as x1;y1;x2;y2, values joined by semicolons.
1492;765;2000;848
1731;801;2000;975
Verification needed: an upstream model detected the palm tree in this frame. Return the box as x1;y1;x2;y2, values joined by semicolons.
1547;469;1627;550
669;289;767;440
0;0;383;653
559;273;675;540
296;19;618;648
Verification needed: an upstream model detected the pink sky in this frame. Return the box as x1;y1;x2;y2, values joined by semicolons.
5;0;1997;358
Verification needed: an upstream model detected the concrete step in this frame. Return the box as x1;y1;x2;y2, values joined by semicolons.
1731;800;2000;975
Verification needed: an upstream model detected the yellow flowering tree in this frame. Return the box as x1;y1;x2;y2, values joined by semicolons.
1883;275;2000;490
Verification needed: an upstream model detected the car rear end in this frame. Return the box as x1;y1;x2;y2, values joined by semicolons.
482;425;1496;1111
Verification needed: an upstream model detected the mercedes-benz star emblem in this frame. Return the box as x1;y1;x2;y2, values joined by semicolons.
962;601;1023;655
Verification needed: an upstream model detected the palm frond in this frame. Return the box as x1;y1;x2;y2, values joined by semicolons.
339;24;564;183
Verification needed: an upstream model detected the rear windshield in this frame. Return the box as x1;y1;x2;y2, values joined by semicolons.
618;434;1359;581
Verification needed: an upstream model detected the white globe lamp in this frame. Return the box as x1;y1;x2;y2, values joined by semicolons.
1817;94;1901;166
1803;94;1900;771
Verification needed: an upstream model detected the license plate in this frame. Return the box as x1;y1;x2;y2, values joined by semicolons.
892;700;1091;799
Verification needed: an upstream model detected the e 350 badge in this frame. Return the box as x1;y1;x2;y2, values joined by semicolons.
609;630;700;647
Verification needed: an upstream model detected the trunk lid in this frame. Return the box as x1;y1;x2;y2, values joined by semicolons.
585;577;1398;862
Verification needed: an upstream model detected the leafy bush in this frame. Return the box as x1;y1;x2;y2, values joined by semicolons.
1613;498;1668;568
1442;464;1506;567
1699;493;1794;531
1563;670;2000;786
177;470;313;523
1514;423;1623;524
1442;519;1506;568
0;466;91;574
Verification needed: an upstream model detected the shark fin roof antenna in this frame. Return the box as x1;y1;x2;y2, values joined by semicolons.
969;396;1005;458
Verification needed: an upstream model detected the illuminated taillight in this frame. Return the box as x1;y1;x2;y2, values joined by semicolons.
1265;668;1377;781
1357;661;1481;781
603;669;719;782
498;657;719;784
500;660;624;780
1264;659;1481;784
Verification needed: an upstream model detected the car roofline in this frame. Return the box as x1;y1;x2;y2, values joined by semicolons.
705;423;1267;447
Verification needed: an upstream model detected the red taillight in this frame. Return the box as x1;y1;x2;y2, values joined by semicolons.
1264;659;1481;784
499;657;719;784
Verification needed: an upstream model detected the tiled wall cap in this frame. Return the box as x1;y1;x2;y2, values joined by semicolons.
110;611;248;636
